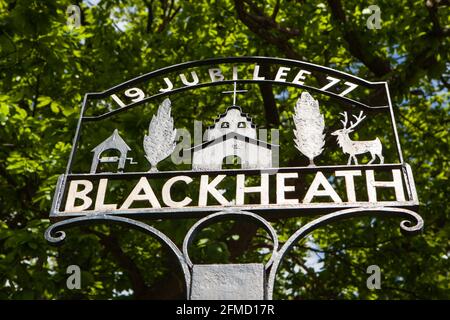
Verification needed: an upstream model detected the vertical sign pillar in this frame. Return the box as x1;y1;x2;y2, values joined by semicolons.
190;264;265;300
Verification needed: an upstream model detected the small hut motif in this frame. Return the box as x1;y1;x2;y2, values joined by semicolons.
90;129;134;173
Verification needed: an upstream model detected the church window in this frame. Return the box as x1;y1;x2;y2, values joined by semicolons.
221;122;230;128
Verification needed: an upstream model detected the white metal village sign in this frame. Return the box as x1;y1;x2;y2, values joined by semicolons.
45;57;423;299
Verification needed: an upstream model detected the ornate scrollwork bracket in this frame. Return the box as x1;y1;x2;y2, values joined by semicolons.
45;214;192;298
45;207;423;300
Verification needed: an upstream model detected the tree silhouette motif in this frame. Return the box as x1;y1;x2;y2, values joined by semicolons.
143;98;177;171
293;91;326;166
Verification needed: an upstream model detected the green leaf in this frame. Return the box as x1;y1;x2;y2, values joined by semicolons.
37;96;52;108
50;101;60;114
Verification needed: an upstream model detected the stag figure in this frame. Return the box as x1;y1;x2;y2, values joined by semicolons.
332;111;384;165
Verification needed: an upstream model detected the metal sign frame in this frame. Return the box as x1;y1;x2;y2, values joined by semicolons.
45;56;423;300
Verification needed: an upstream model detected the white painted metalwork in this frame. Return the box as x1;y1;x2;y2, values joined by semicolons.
143;98;177;171
90;129;135;173
293;91;325;166
332;111;384;165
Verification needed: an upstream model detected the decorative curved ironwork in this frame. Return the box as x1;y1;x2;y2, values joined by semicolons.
85;79;386;122
82;56;388;122
182;209;279;270
44;206;423;300
266;206;423;299
44;54;423;299
94;56;387;98
44;214;191;298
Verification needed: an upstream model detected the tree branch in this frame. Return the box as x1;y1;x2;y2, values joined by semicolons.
89;229;184;299
95;232;148;297
144;0;154;33
326;0;391;77
387;1;448;95
260;84;280;128
156;0;181;33
271;0;280;20
234;0;303;60
259;63;280;128
225;221;258;262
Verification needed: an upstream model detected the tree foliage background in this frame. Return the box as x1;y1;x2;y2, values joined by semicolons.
0;0;448;299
